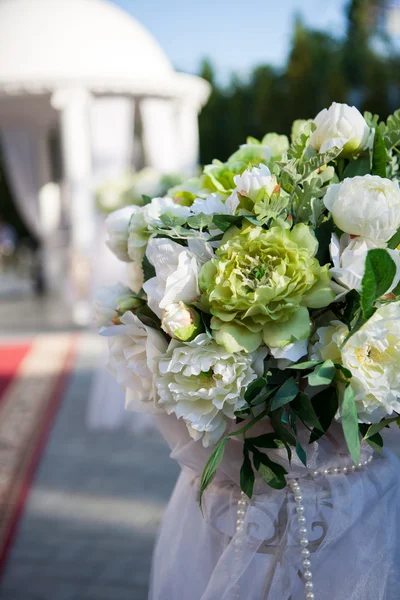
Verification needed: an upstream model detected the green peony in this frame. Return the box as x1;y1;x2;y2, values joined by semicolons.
199;223;335;352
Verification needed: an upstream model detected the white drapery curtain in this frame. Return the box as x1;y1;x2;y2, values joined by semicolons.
1;128;43;238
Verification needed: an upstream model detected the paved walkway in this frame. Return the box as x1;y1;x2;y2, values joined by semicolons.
0;333;179;600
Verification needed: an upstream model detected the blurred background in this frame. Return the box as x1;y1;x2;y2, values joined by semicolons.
0;0;398;598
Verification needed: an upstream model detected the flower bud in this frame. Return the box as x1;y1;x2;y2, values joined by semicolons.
116;295;145;313
161;302;202;341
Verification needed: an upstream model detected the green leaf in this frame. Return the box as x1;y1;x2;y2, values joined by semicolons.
341;385;361;464
252;448;287;490
362;417;400;439
244;377;267;403
361;249;397;319
271;378;299;411
199;438;228;506
186;213;213;230
388;229;400;250
270;409;296;462
141;254;156;281
371;127;387;178
250;385;279;408
212;214;243;232
315;218;335;265
334;363;352;379
343;155;371;178
381;109;400;152
310;387;338;443
142;195;152;205
292;392;323;431
244;216;262;226
307;360;336;386
159;213;187;228
246;433;284;449
287;360;322;371
342;290;361;327
296;441;307;466
240;446;255;499
359;424;383;455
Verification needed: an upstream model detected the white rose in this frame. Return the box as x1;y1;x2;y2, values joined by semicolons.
143;237;200;318
155;334;266;447
324;176;400;243
102;311;168;413
309;102;371;155
93;283;132;328
311;304;400;423
104;206;138;261
233;163;276;201
128;197;191;259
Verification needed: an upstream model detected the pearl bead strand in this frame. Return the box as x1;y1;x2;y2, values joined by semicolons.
289;479;315;600
233;491;248;599
310;455;373;478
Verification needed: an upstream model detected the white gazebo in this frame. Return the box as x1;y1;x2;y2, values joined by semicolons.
0;0;210;319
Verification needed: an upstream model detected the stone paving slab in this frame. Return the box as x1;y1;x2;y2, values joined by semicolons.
0;334;179;600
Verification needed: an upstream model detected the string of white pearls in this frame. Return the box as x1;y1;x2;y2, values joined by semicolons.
233;491;248;599
289;479;315;600
310;454;373;478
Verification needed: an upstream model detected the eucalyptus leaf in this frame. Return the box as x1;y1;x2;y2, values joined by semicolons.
341;385;361;464
271;378;299;411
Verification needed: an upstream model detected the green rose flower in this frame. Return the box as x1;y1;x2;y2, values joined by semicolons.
199;223;335;352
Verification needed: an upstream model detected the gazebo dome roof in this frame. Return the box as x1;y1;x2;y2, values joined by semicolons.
0;0;175;93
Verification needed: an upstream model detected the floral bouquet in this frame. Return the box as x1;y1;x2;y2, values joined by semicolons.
96;102;400;504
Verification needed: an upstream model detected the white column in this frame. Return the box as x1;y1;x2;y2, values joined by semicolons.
140;98;181;173
52;88;94;325
176;100;200;175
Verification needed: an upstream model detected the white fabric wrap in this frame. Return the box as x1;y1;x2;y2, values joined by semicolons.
149;414;400;600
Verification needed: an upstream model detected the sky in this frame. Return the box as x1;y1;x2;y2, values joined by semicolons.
112;0;350;82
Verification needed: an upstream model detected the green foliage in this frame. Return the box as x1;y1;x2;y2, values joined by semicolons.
307;360;336;386
361;249;396;319
199;438;228;506
341;385;361;464
371;128;387;178
270;378;299;410
240;446;255;498
380;109;400;152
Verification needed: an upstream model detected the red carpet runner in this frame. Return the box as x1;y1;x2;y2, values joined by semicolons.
0;335;76;575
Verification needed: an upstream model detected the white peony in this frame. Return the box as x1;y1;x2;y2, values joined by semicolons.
102;311;168;413
128;197;191;259
233;164;276;201
155;334;266;447
143;237;200;318
309;102;371;155
125;260;144;294
324;175;400;243
329;233;400;300
104;206;138;261
311;303;400;423
93;283;132;328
